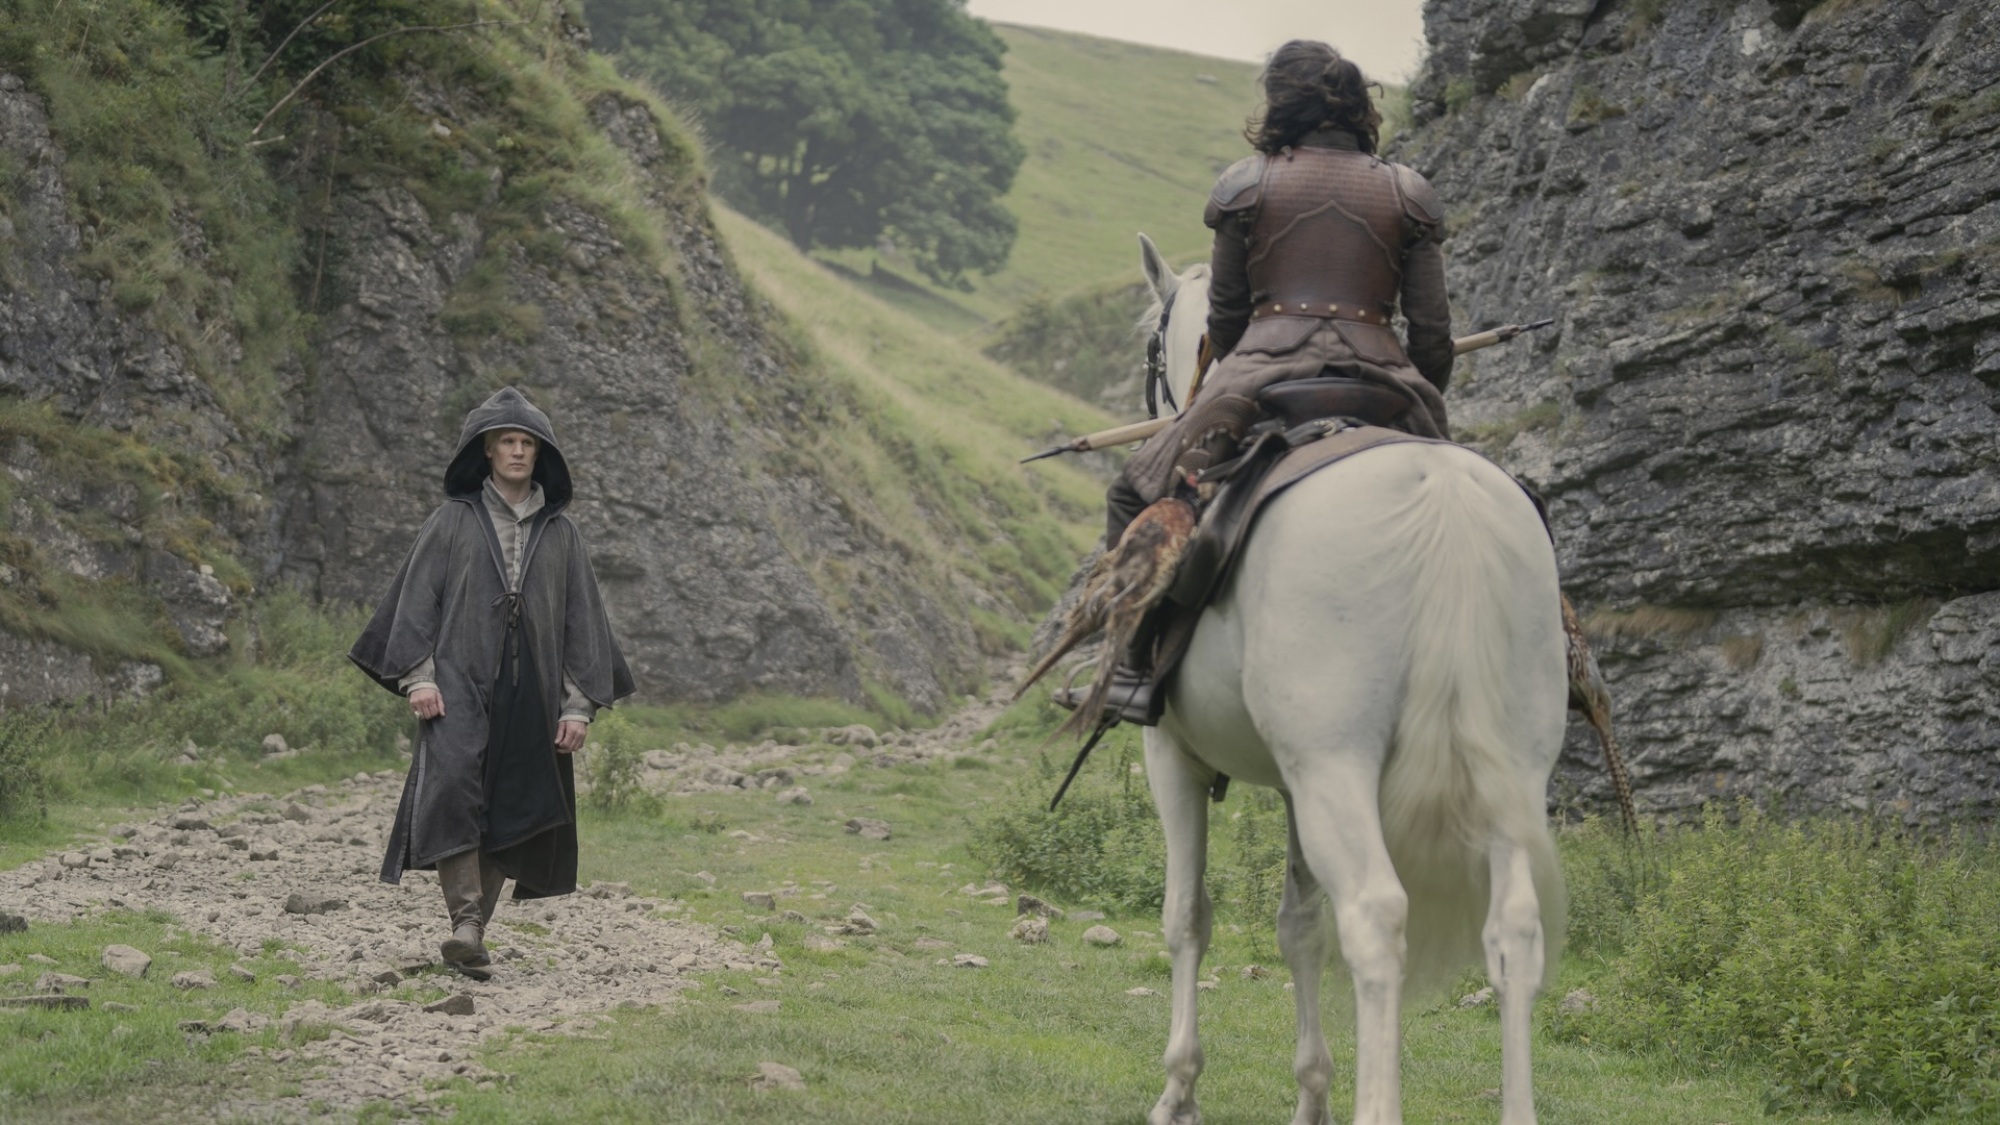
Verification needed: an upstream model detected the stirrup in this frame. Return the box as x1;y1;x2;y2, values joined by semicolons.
1052;663;1159;727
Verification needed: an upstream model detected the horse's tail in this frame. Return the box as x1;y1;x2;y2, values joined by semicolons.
1375;453;1566;994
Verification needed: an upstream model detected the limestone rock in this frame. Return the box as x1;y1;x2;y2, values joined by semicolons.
101;945;151;978
952;953;989;969
773;786;812;806
283;892;346;915
741;891;776;910
1081;925;1122;947
833;906;879;936
1009;917;1049;944
1;995;88;1011
844;817;891;841
1459;987;1494;1009
217;1007;267;1033
424;993;477;1016
1393;0;2000;819
172;970;218;991
1016;894;1064;920
35;971;89;992
751;1060;807;1090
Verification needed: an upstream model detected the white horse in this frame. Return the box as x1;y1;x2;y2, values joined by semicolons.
1127;234;1567;1125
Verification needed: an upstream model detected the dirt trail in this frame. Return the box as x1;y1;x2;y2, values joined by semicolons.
0;664;1028;1118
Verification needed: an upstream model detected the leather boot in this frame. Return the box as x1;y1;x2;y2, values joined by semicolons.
477;852;506;930
437;850;490;968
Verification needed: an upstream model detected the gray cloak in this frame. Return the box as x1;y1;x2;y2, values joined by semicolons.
349;387;634;897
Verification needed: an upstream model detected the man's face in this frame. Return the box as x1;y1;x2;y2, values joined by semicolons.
486;429;539;486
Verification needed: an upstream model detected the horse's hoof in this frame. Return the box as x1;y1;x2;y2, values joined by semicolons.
1147;1103;1200;1125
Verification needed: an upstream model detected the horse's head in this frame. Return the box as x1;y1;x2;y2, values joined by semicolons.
1138;233;1211;420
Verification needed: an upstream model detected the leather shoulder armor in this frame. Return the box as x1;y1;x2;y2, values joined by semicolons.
1391;163;1443;226
1203;154;1266;228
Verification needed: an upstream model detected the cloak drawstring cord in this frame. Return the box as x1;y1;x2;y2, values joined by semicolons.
492;591;524;687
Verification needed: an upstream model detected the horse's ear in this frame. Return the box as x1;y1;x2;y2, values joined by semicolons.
1138;233;1177;303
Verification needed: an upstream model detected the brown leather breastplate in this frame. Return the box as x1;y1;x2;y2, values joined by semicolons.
1246;147;1410;326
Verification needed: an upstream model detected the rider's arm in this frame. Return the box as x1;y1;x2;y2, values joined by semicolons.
1400;230;1454;392
1205;212;1254;359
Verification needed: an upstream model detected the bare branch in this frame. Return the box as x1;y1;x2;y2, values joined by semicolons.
249;19;516;140
242;0;345;96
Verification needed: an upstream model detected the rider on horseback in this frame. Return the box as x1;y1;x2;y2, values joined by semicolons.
1105;38;1455;549
1034;40;1458;728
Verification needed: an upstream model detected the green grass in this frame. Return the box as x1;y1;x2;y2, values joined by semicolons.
429;710;1896;1124
0;912;365;1117
0;688;1951;1123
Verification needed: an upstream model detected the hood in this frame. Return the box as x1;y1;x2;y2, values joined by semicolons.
443;386;572;508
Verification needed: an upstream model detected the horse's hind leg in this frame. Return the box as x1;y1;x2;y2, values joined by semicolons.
1144;726;1215;1125
1278;795;1334;1125
1286;765;1408;1125
1485;839;1545;1125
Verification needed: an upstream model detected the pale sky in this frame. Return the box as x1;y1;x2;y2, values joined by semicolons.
966;0;1428;83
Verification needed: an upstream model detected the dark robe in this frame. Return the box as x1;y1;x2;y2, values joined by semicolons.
349;387;635;898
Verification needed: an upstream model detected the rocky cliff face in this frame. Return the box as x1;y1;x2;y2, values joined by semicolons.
0;72;245;705
1398;0;2000;817
0;10;1031;715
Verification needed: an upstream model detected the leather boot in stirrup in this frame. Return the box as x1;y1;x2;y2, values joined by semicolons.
1052;664;1159;727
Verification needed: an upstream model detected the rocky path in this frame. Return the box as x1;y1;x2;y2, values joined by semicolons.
0;664;1029;1118
629;660;1024;799
0;774;764;1117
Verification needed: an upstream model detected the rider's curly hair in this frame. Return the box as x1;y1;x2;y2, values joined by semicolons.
1245;40;1382;156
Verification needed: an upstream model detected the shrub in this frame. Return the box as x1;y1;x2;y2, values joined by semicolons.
1557;804;2000;1117
973;737;1168;913
581;710;655;816
0;711;50;824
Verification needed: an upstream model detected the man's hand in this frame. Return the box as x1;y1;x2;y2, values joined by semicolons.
410;687;445;721
556;720;587;754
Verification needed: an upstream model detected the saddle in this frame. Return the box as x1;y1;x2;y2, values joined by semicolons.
1051;377;1435;727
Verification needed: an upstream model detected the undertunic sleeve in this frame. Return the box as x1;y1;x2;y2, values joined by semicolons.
559;671;596;725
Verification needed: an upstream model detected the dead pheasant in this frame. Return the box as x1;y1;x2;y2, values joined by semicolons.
1562;593;1639;836
1015;497;1198;740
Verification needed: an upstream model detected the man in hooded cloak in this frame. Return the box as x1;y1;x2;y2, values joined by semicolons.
350;386;634;969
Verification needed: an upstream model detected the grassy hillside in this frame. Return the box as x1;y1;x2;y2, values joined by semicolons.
709;204;1113;668
825;24;1263;332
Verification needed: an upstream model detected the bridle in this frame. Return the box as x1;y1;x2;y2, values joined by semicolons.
1144;285;1180;419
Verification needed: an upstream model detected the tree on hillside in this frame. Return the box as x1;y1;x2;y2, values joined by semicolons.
586;0;1024;289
